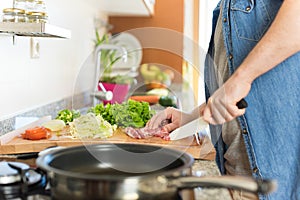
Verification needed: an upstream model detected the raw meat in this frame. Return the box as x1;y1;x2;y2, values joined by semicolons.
124;127;170;140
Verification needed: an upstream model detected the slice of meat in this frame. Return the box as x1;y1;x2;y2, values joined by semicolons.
124;127;170;140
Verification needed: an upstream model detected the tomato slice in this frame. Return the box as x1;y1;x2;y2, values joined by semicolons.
22;126;51;140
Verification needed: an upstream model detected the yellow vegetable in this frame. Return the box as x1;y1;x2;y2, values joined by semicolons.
140;64;158;81
146;88;169;96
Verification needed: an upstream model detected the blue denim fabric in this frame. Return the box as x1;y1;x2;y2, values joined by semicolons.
204;0;300;199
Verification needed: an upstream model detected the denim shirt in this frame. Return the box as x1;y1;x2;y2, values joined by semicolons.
204;0;300;199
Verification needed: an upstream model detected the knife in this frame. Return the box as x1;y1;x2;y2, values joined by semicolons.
169;117;208;141
169;99;248;141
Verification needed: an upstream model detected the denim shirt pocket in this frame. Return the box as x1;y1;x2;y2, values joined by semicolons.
230;0;271;41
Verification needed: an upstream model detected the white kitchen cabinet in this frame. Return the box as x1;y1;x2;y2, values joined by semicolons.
98;0;155;16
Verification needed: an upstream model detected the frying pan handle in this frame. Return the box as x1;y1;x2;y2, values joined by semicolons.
171;175;277;195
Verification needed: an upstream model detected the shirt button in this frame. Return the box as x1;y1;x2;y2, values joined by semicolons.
242;129;248;134
229;54;233;60
253;167;258;173
223;18;227;22
245;6;251;11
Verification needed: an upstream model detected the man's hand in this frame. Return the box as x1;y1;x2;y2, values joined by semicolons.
146;104;205;132
203;73;251;124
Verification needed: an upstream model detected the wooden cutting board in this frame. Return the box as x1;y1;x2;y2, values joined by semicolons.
0;128;216;160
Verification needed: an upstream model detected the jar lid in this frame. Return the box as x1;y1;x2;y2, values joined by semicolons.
36;0;45;4
3;8;26;14
26;11;47;17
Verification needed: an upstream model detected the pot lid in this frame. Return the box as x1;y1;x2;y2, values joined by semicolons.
0;161;29;184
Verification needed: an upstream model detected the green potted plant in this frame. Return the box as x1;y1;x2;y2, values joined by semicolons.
94;30;135;104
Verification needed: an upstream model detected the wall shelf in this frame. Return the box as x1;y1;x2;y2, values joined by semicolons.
0;22;71;39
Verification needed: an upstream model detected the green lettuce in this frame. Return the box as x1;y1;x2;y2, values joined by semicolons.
88;99;155;128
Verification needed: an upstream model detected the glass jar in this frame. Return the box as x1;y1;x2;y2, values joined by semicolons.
14;0;27;10
34;0;47;13
25;0;37;12
26;11;48;23
2;8;27;22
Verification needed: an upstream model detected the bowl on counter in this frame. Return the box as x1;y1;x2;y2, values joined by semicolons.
139;63;175;90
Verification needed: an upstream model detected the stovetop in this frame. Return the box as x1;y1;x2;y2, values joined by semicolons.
0;161;49;200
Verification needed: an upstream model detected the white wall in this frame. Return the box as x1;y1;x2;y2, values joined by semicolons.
0;0;107;120
197;0;219;102
198;0;219;51
182;0;197;110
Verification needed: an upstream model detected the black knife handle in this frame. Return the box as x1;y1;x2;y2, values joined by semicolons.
236;98;248;109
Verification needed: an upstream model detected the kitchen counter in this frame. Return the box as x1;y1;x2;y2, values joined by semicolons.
191;159;232;200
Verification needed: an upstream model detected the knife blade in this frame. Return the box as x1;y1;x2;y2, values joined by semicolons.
169;118;208;141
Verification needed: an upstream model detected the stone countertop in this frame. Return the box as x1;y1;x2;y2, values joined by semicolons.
191;159;232;200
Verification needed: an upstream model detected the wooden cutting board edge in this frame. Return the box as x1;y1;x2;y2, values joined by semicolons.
0;128;216;160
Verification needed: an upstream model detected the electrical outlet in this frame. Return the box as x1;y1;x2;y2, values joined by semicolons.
30;37;40;59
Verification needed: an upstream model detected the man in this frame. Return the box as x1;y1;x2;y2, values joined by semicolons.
146;0;300;199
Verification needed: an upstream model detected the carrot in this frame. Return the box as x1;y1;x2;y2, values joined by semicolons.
22;126;51;140
129;95;160;104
